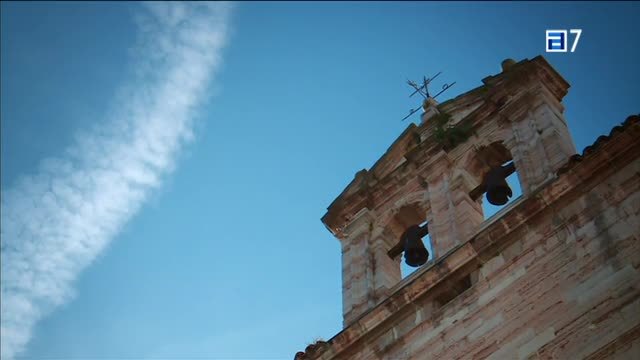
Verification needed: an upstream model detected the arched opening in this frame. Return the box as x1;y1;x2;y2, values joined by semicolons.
467;142;523;220
482;167;522;219
385;202;433;279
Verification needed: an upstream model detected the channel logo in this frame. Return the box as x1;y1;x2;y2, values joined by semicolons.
546;29;582;53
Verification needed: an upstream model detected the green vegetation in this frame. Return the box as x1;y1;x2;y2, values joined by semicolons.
432;112;473;150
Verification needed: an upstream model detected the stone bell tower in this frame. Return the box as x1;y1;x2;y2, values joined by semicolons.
298;56;639;360
321;56;577;326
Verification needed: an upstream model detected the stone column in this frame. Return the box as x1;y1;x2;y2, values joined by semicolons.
340;209;375;326
370;226;401;304
503;82;577;196
450;169;484;239
339;209;405;326
424;151;484;259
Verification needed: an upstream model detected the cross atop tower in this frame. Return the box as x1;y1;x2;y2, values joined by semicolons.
402;72;456;121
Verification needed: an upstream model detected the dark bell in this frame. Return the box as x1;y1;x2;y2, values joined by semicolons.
484;164;514;206
402;224;429;267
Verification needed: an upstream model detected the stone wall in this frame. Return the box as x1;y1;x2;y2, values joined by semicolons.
381;158;639;360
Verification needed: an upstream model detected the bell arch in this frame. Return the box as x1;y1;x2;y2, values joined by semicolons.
376;190;430;239
369;190;432;291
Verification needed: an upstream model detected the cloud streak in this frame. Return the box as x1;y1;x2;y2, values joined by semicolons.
0;3;231;358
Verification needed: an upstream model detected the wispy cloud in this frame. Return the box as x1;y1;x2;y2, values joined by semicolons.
0;2;231;358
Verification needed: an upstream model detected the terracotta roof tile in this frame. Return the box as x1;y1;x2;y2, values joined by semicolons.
556;114;639;175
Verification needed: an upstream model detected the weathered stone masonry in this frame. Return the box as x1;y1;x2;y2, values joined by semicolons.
296;56;640;359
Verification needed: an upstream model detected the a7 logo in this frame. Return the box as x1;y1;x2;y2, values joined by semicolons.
546;29;582;53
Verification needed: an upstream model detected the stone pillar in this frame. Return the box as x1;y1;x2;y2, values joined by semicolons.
424;151;484;259
450;169;484;238
339;209;403;326
503;82;577;196
340;209;375;326
370;226;401;303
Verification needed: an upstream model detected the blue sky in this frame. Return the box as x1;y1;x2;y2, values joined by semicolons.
1;1;638;359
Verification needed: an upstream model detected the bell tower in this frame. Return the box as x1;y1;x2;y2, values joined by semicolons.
321;56;577;327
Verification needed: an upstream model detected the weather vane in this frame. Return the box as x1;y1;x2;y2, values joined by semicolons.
402;72;456;121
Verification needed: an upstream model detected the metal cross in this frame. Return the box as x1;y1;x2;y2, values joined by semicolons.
402;72;456;121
